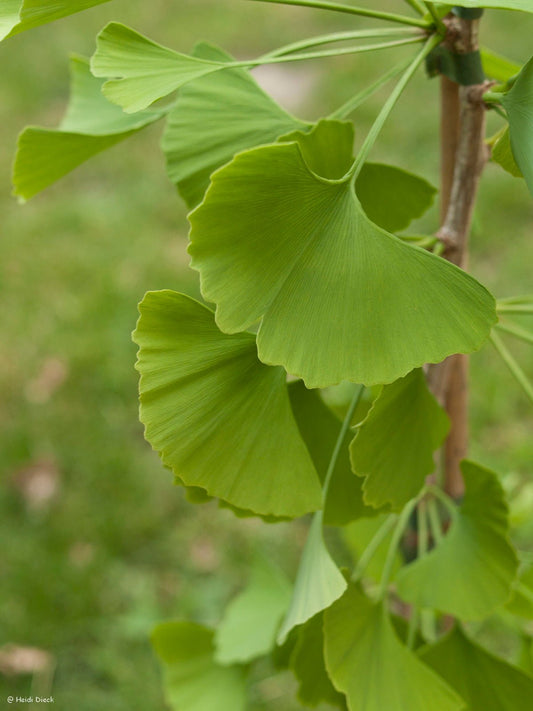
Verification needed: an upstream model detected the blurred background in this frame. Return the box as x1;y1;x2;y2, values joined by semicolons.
1;1;532;708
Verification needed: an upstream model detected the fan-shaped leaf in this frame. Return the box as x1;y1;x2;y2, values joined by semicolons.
189;120;496;388
324;586;465;711
1;0;110;41
501;55;533;195
13;56;164;200
152;621;247;711
396;461;519;619
290;613;347;709
214;556;292;664
350;369;450;511
355;163;437;233
420;626;533;711
132;291;322;518
163;42;308;207
91;23;226;113
288;381;378;525
277;512;347;644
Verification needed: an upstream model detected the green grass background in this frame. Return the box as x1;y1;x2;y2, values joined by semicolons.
0;1;532;709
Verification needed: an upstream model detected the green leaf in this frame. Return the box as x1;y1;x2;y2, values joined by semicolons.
152;621;247;711
277;512;347;644
419;626;533;711
453;0;533;11
396;461;519;619
189;119;497;388
501;55;533;195
163;42;308;208
491;126;523;179
324;586;465;711
481;47;521;82
12;56;164;200
1;0;110;41
91;23;227;113
506;564;533;618
288;381;378;525
289;613;347;709
214;556;292;664
355;163;437;233
350;369;449;511
132;291;322;518
343;514;401;582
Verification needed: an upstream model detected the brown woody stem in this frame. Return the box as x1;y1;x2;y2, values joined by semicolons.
429;14;489;499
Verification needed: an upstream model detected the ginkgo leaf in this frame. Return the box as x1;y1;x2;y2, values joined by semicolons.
453;0;533;12
355;163;437;233
419;626;533;711
91;22;227;113
189;120;497;388
350;369;450;511
214;556;292;664
289;613;347;709
152;621;247;711
396;461;519;619
132;290;322;518
1;0;110;41
162;42;308;208
323;586;465;711
288;381;378;525
481;47;521;82
277;512;347;644
501;55;533;195
13;56;164;200
491;126;523;179
506;564;533;618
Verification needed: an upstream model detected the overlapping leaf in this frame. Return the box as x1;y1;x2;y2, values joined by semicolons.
91;22;228;113
152;621;247;711
132;291;322;518
290;613;347;709
355;163;436;233
491;126;523;179
13;56;164;200
189;119;496;388
350;369;450;510
0;0;110;41
506;564;533;618
277;512;347;644
456;0;533;11
288;381;378;525
162;42;308;207
324;586;465;711
214;556;292;664
420;626;533;711
396;461;519;619
501;55;533;195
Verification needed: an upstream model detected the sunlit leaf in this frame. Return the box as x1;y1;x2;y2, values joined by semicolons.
324;586;465;711
163;42;308;207
396;461;519;619
13;56;164;200
277;512;347;644
501;55;533;195
214;556;292;664
355;163;437;233
1;0;110;41
288;381;378;525
189;119;496;388
420;626;533;711
91;22;226;113
454;0;533;11
152;621;247;711
491;126;523;179
289;613;347;709
350;369;450;510
132;291;322;518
